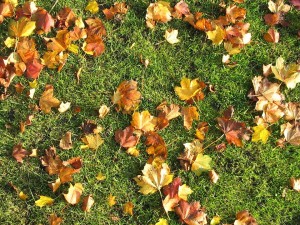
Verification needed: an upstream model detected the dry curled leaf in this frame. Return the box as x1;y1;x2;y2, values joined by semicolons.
234;210;258;225
208;170;219;184
99;105;110;118
115;126;139;148
40;147;63;175
281;122;300;146
59;131;73;150
82;195;95;212
63;183;84;205
290;177;300;192
146;1;172;28
264;28;280;43
164;29;180;44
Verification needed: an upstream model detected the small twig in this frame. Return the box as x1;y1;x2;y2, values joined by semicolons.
158;189;170;220
50;0;59;13
203;134;224;151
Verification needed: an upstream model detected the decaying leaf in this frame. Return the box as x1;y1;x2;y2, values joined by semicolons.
123;202;134;216
175;200;207;225
35;195;54;207
208;170;219;184
112;80;141;113
58;102;71;113
115;126;139;148
12;143;28;163
284;102;300;121
181;106;199;130
63;183;84;205
40;147;63;175
49;178;61;192
264;28;280;43
82;195;95;212
134;163;173;195
191;154;212;175
145;131;167;162
99;105;110;118
234;210;258;225
39;85;60;113
281;122;300;146
173;0;190;18
290;177;300;192
59;131;73;150
48;213;62;225
103;2;128;20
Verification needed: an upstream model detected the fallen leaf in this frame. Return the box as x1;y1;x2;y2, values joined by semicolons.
173;0;190;18
108;194;116;207
58;102;71;113
115;126;139;148
264;28;280;43
175;77;205;101
112;80;141;113
32;8;54;34
56;7;76;29
281;122;300;145
49;178;61;192
48;213;62;225
164;29;180;44
39;85;60;113
35;195;54;207
284;102;300;121
12;143;28;163
59;131;73;150
26;59;44;79
264;13;280;26
181;106;199;130
103;2;128;20
40;147;63;175
8;17;36;37
63;183;84;205
82;195;95;212
252;124;270;144
155;218;168;225
85;0;99;14
123;202;134;216
210;216;221;225
234;210;258;225
175;200;207;225
126;146;140;157
206;25;226;45
29;149;38;157
226;5;246;23
59;167;79;183
291;0;300;9
208;170;219;184
96;172;106;181
191;154;212;175
290;177;300;191
4;37;15;48
146;1;172;28
19;191;28;200
134;163;173;195
99;105;110;118
195;122;209;141
131;111;157;132
81;133;104;150
268;0;290;13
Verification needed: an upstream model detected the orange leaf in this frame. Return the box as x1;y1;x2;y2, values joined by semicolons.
131;111;157;132
48;213;62;225
115;126;139;148
264;28;280;43
39;85;60;113
123;202;134;216
181;106;199;130
82;195;95;212
12;143;28;163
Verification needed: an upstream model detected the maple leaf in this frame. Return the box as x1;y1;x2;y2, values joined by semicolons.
226;5;246;23
39;85;60;113
291;0;300;9
112;80;141;113
99;105;110;118
45;30;71;52
195;122;209;141
35;196;54;207
264;13;281;26
59;167;79;183
281;122;300;145
284;102;300;121
145;131;167;164
40;147;63;175
103;2;128;20
81;133;104;150
175;77;205;101
146;1;172;28
175;200;207;225
164;29;180;44
108;194;116;207
156;218;168;225
191;154;212;175
82;195;95;212
63;183;84;205
26;58;44;79
85;0;99;14
131;111;157;132
82;36;105;57
173;0;190;18
248;76;283;111
206;26;226;45
181;106;199;130
264;28;280;43
48;213;62;225
15;1;37;19
96;172;106;181
234;210;258;225
252;124;270;144
262;102;285;123
134;163;173;195
123;202;134;216
268;0;291;13
0;3;14;24
12;143;28;163
8;17;36;37
271;57;300;89
290;177;300;192
56;7;76;29
217;106;250;147
85;17;106;37
115;126;139;148
32;8;54;34
156;102;181;130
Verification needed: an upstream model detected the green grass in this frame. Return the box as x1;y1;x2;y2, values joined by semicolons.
1;0;300;224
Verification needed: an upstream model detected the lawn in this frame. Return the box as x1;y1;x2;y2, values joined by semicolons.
0;0;300;224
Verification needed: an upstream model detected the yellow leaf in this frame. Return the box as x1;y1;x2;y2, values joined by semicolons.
99;105;110;118
155;218;168;225
206;26;225;45
191;154;212;175
126;146;140;157
96;172;106;181
67;44;79;54
29;79;38;88
164;29;180;44
134;163;173;195
181;106;199;130
210;215;221;225
19;191;28;200
81;133;104;150
178;184;193;201
252;124;270;144
5;0;18;7
8;17;36;37
85;0;99;14
63;183;84;205
4;37;16;48
35;195;54;207
175;77;202;101
108;194;116;207
123;202;134;216
224;42;241;55
131;111;157;132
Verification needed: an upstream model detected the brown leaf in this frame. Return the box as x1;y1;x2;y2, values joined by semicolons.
112;80;141;113
262;102;285;123
284;102;300;121
145;131;167;162
59;131;73;150
290;177;300;192
103;2;128;20
65;157;83;169
85;18;106;37
181;106;199;130
156;102;181;129
14;82;25;94
175;200;207;225
226;5;246;23
235;210;258;225
63;183;84;205
264;13;280;26
12;143;28;163
32;8;54;34
56;7;76;29
17;38;39;63
15;2;37;19
82;37;105;57
115;126;139;148
208;170;219;184
281;122;300;145
81;120;97;134
123;202;134;216
146;1;172;28
82;195;95;212
40;147;63;175
39;85;60;113
264;28;280;43
48;213;62;225
49;178;61;192
173;0;190;18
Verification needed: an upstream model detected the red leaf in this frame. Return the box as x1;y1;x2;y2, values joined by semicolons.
175;200;207;225
32;8;54;34
12;143;28;163
115;126;139;148
26;59;43;79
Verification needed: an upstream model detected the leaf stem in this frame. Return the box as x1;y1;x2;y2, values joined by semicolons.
203;134;224;151
158;189;170;220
